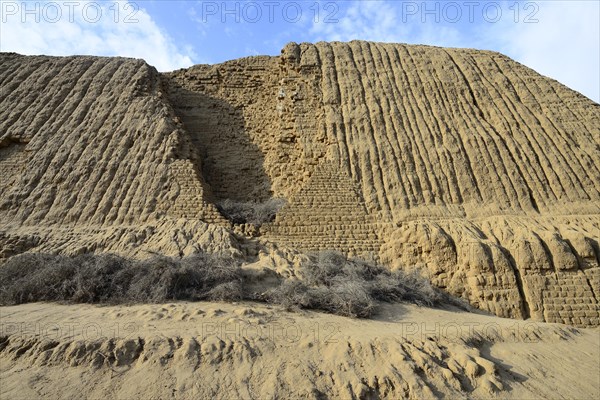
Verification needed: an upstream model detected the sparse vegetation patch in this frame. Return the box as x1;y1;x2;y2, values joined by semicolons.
217;198;286;226
0;250;463;318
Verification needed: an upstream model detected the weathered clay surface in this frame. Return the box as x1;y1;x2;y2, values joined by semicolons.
2;302;598;400
1;41;599;326
0;53;225;226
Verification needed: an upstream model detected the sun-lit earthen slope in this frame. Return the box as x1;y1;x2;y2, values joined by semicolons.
163;41;600;326
1;42;599;326
0;53;237;258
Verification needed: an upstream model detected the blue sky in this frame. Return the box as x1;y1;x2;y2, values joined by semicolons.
1;1;599;102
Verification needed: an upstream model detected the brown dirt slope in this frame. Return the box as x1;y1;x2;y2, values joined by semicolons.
164;42;600;326
0;53;224;225
1;42;599;326
0;53;237;258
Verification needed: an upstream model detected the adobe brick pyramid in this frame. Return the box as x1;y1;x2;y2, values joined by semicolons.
1;41;599;326
264;159;381;260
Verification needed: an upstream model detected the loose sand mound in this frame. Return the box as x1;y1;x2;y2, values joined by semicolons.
0;302;598;399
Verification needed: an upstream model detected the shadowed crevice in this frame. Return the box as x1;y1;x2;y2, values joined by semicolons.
164;82;273;203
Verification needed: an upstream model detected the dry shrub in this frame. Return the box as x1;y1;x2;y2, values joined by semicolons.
0;250;464;318
70;253;133;303
0;253;78;304
0;252;243;305
217;198;286;226
263;251;452;318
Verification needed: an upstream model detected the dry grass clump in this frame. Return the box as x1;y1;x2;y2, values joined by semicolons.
217;198;286;226
0;252;244;305
0;250;463;318
262;251;455;318
0;253;80;304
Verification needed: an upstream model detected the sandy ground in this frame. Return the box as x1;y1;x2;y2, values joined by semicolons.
0;301;598;399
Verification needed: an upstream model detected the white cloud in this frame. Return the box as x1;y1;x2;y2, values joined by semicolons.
310;0;599;103
0;1;194;71
310;1;466;48
490;1;600;103
311;1;403;42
